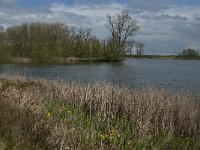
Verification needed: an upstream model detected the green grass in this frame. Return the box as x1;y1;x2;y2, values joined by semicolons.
43;100;131;149
42;100;200;150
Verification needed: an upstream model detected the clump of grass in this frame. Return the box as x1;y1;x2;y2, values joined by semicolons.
0;74;200;149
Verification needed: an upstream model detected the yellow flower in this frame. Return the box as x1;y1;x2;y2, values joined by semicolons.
47;112;51;118
117;134;120;138
100;134;105;139
110;136;113;140
110;132;114;136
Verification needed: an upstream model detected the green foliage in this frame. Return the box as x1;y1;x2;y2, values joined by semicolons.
0;32;11;64
178;48;199;58
0;48;11;64
0;22;125;64
31;45;55;64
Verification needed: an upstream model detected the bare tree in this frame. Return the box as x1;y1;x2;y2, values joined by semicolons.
78;27;92;41
136;42;144;55
106;10;140;53
126;39;135;55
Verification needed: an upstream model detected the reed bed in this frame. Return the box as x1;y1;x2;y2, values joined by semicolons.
0;74;200;149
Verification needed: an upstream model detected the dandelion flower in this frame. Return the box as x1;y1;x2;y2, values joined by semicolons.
110;133;114;136
47;112;51;118
110;136;113;140
100;134;105;140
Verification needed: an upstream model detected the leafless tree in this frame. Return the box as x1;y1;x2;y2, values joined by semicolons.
126;39;135;55
136;42;144;55
106;10;140;53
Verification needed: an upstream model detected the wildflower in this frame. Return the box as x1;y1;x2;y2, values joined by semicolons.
47;112;51;118
100;134;105;140
112;129;116;133
110;132;114;136
67;111;72;115
99;128;120;144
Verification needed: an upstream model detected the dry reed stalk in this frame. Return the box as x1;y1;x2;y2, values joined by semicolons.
0;73;200;149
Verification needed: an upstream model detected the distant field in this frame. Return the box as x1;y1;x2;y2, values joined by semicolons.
0;74;200;149
126;55;200;60
126;55;176;59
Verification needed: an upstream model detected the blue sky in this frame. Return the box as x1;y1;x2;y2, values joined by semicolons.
0;0;200;54
14;0;200;8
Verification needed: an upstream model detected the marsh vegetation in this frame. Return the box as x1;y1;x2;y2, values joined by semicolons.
0;74;200;149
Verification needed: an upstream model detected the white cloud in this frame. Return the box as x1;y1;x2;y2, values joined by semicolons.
0;1;200;54
49;2;126;25
0;2;127;38
133;5;200;54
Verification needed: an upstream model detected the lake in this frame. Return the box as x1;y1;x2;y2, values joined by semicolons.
0;58;200;92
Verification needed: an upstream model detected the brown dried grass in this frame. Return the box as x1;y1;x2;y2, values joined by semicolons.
0;73;200;149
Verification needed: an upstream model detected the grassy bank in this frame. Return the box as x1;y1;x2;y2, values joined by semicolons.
0;57;124;65
0;74;200;149
126;55;200;60
128;55;177;59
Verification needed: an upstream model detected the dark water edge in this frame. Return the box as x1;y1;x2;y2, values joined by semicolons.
0;58;200;93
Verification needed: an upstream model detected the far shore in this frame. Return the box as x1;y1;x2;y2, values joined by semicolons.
1;55;200;65
126;55;200;60
3;57;124;65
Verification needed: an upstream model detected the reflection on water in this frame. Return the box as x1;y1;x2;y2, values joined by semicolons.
0;58;200;92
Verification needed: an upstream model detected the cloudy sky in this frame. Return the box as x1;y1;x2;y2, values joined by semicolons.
0;0;200;54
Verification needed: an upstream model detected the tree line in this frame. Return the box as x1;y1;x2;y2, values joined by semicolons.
0;11;142;64
177;48;199;59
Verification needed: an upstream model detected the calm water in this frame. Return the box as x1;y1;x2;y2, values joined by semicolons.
0;58;200;92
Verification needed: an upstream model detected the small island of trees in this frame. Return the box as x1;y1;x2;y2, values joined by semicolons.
0;10;141;64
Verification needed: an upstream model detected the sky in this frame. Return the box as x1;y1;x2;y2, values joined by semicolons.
0;0;200;54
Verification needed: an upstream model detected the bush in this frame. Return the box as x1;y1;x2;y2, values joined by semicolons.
0;48;11;64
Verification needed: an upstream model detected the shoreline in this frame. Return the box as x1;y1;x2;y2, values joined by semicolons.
0;57;124;65
1;55;200;65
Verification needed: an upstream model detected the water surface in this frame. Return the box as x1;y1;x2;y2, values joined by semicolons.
0;58;200;92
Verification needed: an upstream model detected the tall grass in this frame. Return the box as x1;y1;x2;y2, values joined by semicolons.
0;74;200;149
